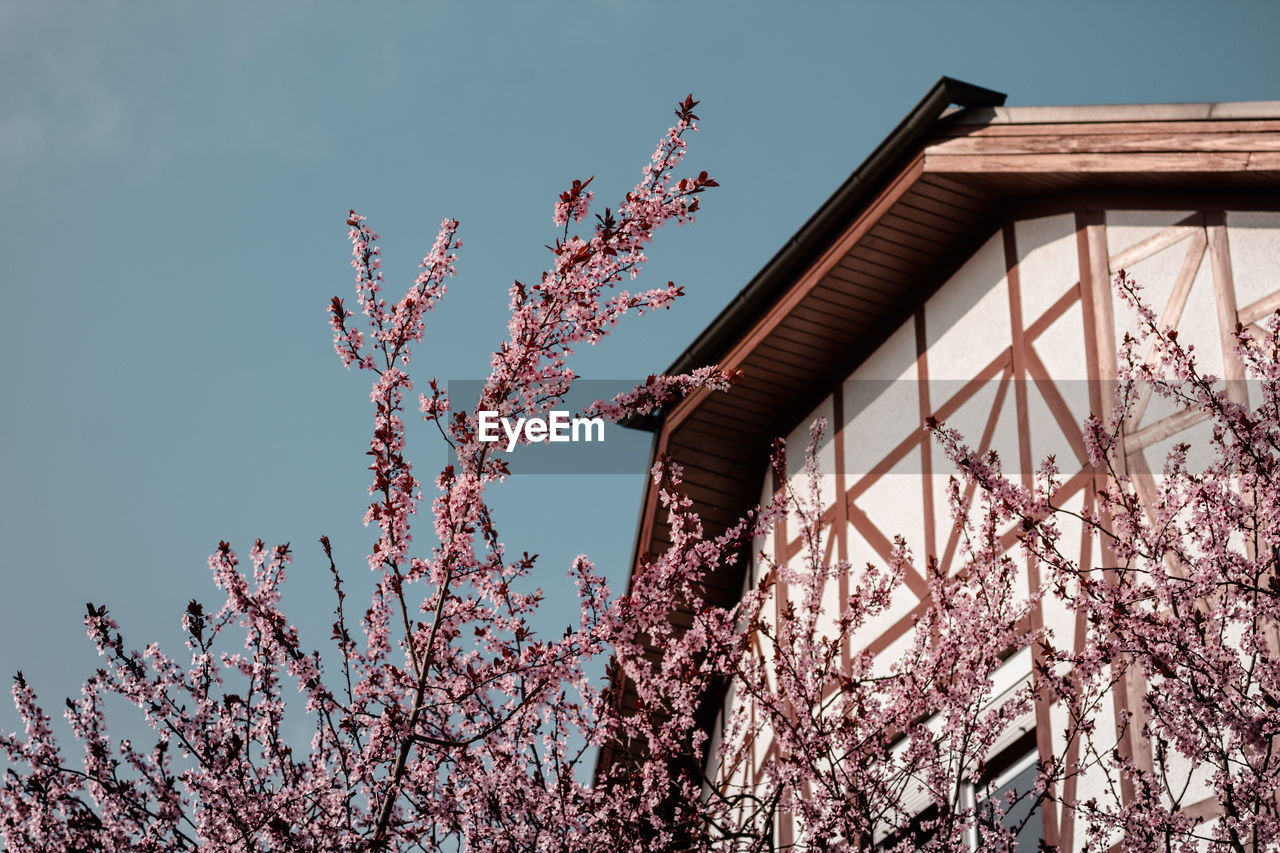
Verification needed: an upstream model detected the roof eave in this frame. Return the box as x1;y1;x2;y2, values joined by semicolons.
621;76;1006;431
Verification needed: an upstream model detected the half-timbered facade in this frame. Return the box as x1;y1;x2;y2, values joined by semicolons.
611;79;1280;849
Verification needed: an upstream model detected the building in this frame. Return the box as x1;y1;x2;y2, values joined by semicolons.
605;78;1280;849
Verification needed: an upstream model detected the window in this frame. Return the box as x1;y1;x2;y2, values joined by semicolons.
972;732;1044;851
878;731;1043;851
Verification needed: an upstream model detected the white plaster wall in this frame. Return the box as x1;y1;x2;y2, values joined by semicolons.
1029;299;1094;466
1049;687;1120;852
1018;216;1093;465
1140;416;1219;480
841;318;919;475
781;396;836;511
1119;233;1222;389
724;210;1280;846
1229;211;1280;312
839;316;928;669
924;231;1010;380
1109;213;1280;472
1105;210;1195;264
1037;489;1090;668
1017;213;1079;325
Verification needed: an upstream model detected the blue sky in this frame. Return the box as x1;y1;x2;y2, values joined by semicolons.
2;1;1278;743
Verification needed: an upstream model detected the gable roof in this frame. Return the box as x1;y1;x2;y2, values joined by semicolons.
599;79;1280;775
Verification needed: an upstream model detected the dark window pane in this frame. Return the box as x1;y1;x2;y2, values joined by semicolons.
977;763;1042;851
878;804;937;851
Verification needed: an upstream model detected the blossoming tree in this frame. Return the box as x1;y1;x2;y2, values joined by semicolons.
1;94;729;852
2;93;1277;852
947;270;1280;852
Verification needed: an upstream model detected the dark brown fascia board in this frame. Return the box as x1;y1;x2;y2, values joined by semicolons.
621;77;1006;432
